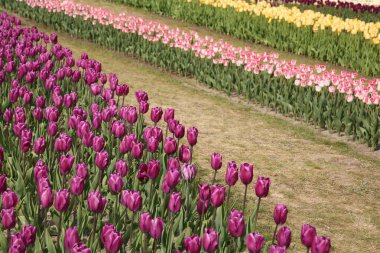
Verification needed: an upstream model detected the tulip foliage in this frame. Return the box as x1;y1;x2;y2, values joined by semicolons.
3;0;380;150
103;0;380;76
0;11;332;253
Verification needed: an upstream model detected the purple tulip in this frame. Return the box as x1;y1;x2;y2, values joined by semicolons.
202;228;219;253
54;189;70;212
165;168;180;189
54;133;72;152
33;136;46;155
198;184;210;201
87;191;107;213
311;236;331;253
8;233;26;253
164;137;177;155
184;235;201;253
164;108;175;123
179;144;191;163
197;199;209;215
150;107;163;123
121;190;142;212
92;136;105;152
269;245;287;253
71;243;91;253
228;209;245;237
149;217;164;240
181;163;197;181
139;212;152;234
131;142;144;160
210;185;226;208
167;157;180;170
47;122;58;136
246;232;265;253
225;161;238;186
139;101;149;114
1;208;16;229
187;127;198;146
102;226;123;253
210;153;222;171
75;163;89;179
39;187;54;208
59;154;75;175
174;124;185;139
137;163;149;182
115;159;128;177
33;108;43;121
273;204;288;225
301;224;317;249
119;134;136;154
108;173;123;193
147;136;159;153
70;176;84;196
240;163;254;185
64;227;80;251
147;160;160;180
95;150;109;170
111;120;126;138
168;192;182;213
2;189;18;209
21;225;37;246
255;176;271;198
276;226;292;248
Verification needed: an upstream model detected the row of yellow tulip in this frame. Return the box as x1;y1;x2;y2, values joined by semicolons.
195;0;380;44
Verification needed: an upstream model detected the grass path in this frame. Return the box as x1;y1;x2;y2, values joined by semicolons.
76;0;369;76
12;12;380;252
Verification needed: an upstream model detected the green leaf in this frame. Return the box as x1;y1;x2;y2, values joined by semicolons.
45;230;57;253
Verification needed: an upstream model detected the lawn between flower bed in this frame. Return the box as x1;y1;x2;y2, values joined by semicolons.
4;0;380;150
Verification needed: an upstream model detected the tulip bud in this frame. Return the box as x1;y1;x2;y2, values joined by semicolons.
164;137;177;155
202;228;219;253
1;208;16;229
147;160;160;180
95;150;109;170
108;173;123;193
276;226;292;248
210;153;222;171
64;227;80;251
47;122;58;136
187;127;198;146
240;163;254;185
59;154;75;175
131;142;144;160
167;157;180;170
255;176;271;198
301;224;317;249
87;191;107;213
33;136;46;155
70;176;85;196
174;124;185;139
210;185;226;208
54;189;70;212
139;212;152;234
121;190;142;212
147;136;159;153
179;144;191;163
225;161;238;186
273;204;288;225
135;90;148;103
149;217;164;240
2;189;18;209
168;192;182;213
92;136;105;152
181;163;197;181
184;235;201;253
164;108;175;123
165;168;180;189
269;245;287;253
198;184;210;201
150;107;163;123
311;236;331;253
21;225;37;246
246;232;265;253
228;209;245;237
139;101;149;114
115;159;128;177
75;163;89;179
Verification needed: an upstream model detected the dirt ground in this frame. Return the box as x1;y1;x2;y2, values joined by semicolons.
9;8;380;252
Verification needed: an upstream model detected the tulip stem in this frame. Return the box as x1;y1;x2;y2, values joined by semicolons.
6;229;10;250
129;212;136;248
226;185;231;210
97;169;103;191
212;170;217;185
271;224;279;245
113;196;119;224
306;249;310;253
57;212;63;248
90;213;98;246
212;207;217;227
72;196;78;226
189;146;193;164
242;185;248;215
143;234;148;253
153;239;157;253
253;198;261;230
186;181;190;221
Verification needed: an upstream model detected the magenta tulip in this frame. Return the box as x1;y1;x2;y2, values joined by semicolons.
210;152;222;171
255;176;271;198
21;225;37;246
228;209;245;237
54;189;70;212
273;204;288;225
64;227;80;251
301;224;317;249
139;212;152;234
0;174;6;193
311;236;331;253
75;163;89;179
168;192;182;213
210;185;226;208
39;188;54;208
149;217;164;240
187;127;198;146
164;108;175;123
150;107;163;123
198;184;211;201
121;190;142;212
225;161;238;186
33;136;46;155
59;154;75;175
87;191;107;213
2;189;18;209
269;245;287;253
147;159;160;180
179;144;191;163
164;137;177;155
137;163;149;182
276;226;292;248
95;150;109;170
1;208;16;229
202;228;219;253
131;142;144;160
240;163;254;185
184;235;201;253
108;173;123;193
181;163;197;181
70;176;85;196
92;136;105;152
72;243;91;253
115;159;128;177
246;232;265;253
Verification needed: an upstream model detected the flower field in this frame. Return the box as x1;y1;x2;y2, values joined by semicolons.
0;10;334;252
1;0;380;252
3;0;380;149
103;0;380;76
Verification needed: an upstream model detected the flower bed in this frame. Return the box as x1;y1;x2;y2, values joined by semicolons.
0;11;332;253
